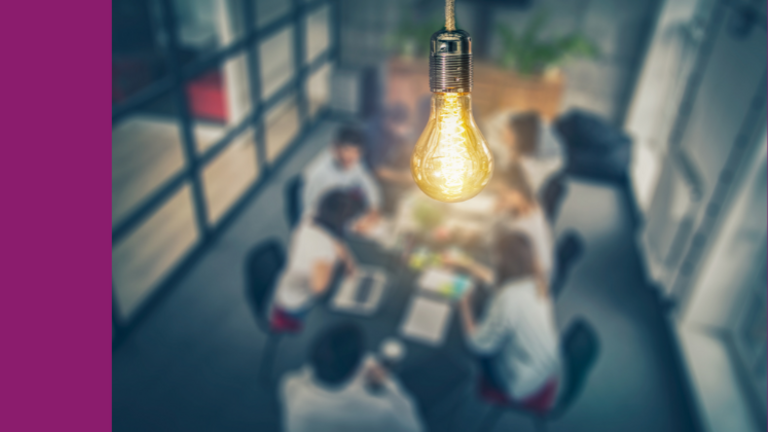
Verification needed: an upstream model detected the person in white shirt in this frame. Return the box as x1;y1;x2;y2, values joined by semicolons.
449;231;561;412
484;110;564;192
303;126;382;232
270;191;358;331
280;323;424;432
491;164;554;280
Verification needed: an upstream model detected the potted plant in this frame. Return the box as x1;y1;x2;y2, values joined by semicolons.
496;12;598;77
472;11;598;120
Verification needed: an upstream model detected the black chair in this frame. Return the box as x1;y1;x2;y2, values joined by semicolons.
244;239;286;382
540;173;568;223
285;176;303;229
551;230;585;299
476;318;600;432
554;109;632;183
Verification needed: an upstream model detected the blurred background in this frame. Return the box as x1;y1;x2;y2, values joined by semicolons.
112;0;767;431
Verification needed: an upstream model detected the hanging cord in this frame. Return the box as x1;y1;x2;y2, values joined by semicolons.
445;0;456;31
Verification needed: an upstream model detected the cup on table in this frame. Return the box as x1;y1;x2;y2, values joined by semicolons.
378;337;406;371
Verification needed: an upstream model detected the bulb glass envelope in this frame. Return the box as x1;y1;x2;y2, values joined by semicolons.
411;29;493;203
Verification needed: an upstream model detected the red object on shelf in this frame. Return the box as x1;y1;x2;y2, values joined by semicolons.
186;71;228;122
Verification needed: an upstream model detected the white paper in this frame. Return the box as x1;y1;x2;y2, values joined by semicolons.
399;296;452;346
417;267;474;299
417;267;458;294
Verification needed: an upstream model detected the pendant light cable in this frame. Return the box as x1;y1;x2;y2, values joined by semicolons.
445;0;456;31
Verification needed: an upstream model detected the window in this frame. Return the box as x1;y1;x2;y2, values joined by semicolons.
259;26;295;100
265;95;300;162
112;0;169;105
306;62;332;119
112;93;185;228
113;184;199;319
202;128;259;223
189;54;253;153
305;6;330;64
112;0;336;338
256;0;292;28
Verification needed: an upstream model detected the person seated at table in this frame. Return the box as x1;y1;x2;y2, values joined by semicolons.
303;125;382;232
270;191;360;331
365;104;416;215
493;111;563;170
280;322;424;432
454;231;561;413
492;163;554;279
365;103;415;185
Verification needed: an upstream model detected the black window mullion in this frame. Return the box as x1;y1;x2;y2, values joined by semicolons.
244;0;268;175
292;0;309;129
159;0;211;236
331;0;341;65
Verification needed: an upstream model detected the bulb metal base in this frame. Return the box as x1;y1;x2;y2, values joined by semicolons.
429;29;472;93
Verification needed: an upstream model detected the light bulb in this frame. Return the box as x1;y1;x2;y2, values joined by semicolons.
411;29;493;203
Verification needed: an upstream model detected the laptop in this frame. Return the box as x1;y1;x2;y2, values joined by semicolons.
330;267;387;316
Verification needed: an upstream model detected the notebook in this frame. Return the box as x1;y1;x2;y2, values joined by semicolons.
400;296;452;346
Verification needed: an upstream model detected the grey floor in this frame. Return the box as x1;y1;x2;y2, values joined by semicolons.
113;121;701;432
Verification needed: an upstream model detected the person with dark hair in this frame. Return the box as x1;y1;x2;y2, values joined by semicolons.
280;323;423;432
364;103;417;214
492;162;554;279
484;110;564;192
270;190;360;331
448;231;561;413
302;125;382;232
365;103;414;183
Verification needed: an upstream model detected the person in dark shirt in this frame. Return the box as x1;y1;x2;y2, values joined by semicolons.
365;104;416;214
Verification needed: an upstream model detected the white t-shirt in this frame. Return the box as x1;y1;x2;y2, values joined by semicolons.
497;207;554;280
280;356;423;432
468;278;561;400
273;222;339;311
302;149;382;216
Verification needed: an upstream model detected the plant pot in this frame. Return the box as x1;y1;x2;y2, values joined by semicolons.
473;63;564;121
385;57;565;128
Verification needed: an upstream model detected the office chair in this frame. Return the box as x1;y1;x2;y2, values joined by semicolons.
540;173;568;223
285;176;303;229
551;230;585;299
244;239;294;383
475;318;600;432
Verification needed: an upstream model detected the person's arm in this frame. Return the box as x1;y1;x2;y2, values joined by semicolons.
301;153;328;213
376;167;413;185
358;355;424;432
309;260;335;295
442;254;494;285
460;292;508;355
357;165;382;211
334;241;356;275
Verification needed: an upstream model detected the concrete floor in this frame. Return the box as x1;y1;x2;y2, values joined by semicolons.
112;121;701;432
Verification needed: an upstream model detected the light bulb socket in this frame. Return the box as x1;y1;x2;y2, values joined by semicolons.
429;29;472;93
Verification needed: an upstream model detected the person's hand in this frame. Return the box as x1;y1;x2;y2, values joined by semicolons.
344;255;356;276
364;362;389;389
459;291;472;309
441;250;472;269
352;211;380;234
336;243;357;276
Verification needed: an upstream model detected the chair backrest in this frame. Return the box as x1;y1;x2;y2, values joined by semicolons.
555;318;599;414
550;230;584;299
244;240;286;330
285;176;303;229
540;174;568;223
